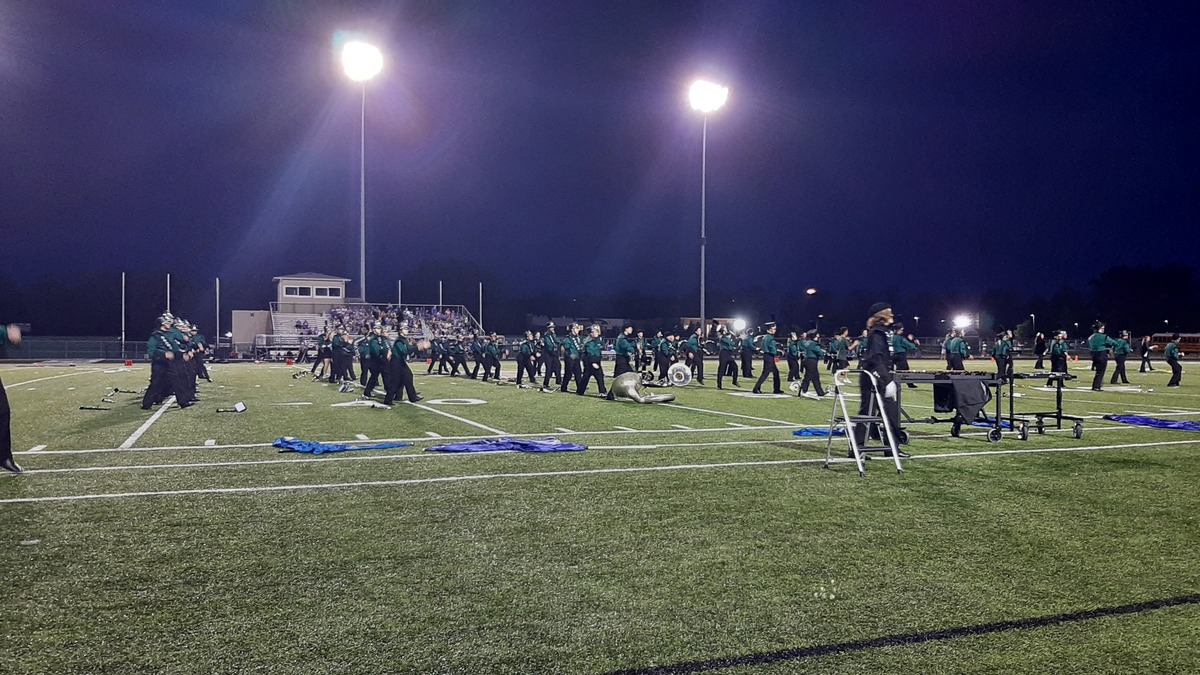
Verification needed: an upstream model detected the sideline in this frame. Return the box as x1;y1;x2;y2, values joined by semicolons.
4;435;1198;504
4;369;108;389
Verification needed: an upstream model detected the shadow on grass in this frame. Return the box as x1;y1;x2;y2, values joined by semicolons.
609;594;1200;674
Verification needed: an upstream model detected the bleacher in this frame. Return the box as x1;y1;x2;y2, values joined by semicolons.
271;312;326;339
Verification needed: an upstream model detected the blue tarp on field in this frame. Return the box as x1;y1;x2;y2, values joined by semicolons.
426;437;587;453
274;438;413;454
1102;415;1200;432
793;428;845;437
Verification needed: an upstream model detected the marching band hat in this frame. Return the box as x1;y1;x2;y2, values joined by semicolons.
546;322;555;329
1172;333;1181;340
869;302;892;315
157;313;173;325
764;321;776;330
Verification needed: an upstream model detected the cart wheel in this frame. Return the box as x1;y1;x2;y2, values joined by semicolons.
987;428;1002;443
1073;423;1084;439
897;429;910;445
951;423;961;438
1018;422;1029;441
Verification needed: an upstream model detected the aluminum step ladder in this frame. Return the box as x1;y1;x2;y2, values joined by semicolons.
825;369;904;476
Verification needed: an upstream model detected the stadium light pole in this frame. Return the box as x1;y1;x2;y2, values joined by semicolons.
689;78;729;336
342;40;383;302
1030;313;1036;334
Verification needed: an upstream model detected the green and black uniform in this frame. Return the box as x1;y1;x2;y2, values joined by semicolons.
717;333;739;389
740;334;756;378
578;333;607;396
993;335;1013;382
800;337;827;397
1166;340;1183;387
614;332;635;377
753;331;782;394
656;337;676;380
1110;336;1132;385
542;329;562;387
786;337;802;382
1087;331;1117;390
561;330;583;392
1047;337;1071;386
383;336;420;404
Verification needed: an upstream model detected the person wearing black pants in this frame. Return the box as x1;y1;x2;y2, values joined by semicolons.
740;330;756;379
1110;330;1132;385
142;315;176;409
560;324;583;392
1139;335;1155;372
1046;331;1070;386
383;328;422;405
542;324;562;388
1033;332;1047;370
516;331;537;385
687;326;706;384
1;322;25;473
785;332;802;382
753;323;782;394
1165;334;1184;387
890;323;919;387
799;331;827;398
993;329;1014;384
854;303;906;457
1086;323;1116;391
578;325;607;397
716;327;739;389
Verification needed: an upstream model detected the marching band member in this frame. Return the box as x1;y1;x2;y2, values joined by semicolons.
614;325;636;377
516;331;538;385
578;324;608;397
785;332;802;383
686;326;706;385
541;323;562;389
799;330;827;398
1109;330;1132;385
832;327;852;372
1047;330;1071;386
1138;335;1156;372
559;323;584;393
890;323;919;386
1165;334;1184;387
752;322;783;394
1086;322;1116;391
716;325;739;389
1;322;22;473
1033;332;1047;370
993;329;1014;383
383;326;422;405
740;329;756;379
656;332;677;380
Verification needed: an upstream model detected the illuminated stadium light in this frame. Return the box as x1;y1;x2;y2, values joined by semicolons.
342;41;383;82
688;78;729;346
732;318;747;332
689;79;729;113
952;315;973;330
806;287;817;295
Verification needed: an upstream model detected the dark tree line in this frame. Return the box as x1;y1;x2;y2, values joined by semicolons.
0;264;1195;340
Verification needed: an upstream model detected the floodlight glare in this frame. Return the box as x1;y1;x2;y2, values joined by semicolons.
805;287;817;295
732;318;747;332
689;79;729;113
342;41;383;82
952;315;972;330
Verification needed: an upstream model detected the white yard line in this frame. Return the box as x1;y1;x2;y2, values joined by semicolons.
15;422;1141;476
7;435;1200;504
409;402;507;435
118;396;176;449
426;432;443;438
613;426;636;431
726;422;749;427
671;424;693;430
4;369;108;389
660;402;806;426
28;445;47;452
556;427;575;434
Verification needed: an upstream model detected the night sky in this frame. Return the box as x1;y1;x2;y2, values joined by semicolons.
2;1;1198;322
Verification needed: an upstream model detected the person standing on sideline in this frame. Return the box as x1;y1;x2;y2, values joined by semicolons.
854;303;907;458
1087;323;1117;391
1;322;24;473
1033;332;1047;370
752;323;783;394
1165;334;1184;387
1139;335;1156;372
1109;330;1132;385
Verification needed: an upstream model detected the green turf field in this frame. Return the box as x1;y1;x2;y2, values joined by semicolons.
1;359;1198;674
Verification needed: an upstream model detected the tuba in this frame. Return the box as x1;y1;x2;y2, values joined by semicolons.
667;362;692;386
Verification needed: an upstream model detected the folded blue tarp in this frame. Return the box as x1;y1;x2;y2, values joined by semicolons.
793;428;845;437
274;437;413;454
1102;415;1200;432
973;418;1014;430
426;437;587;453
